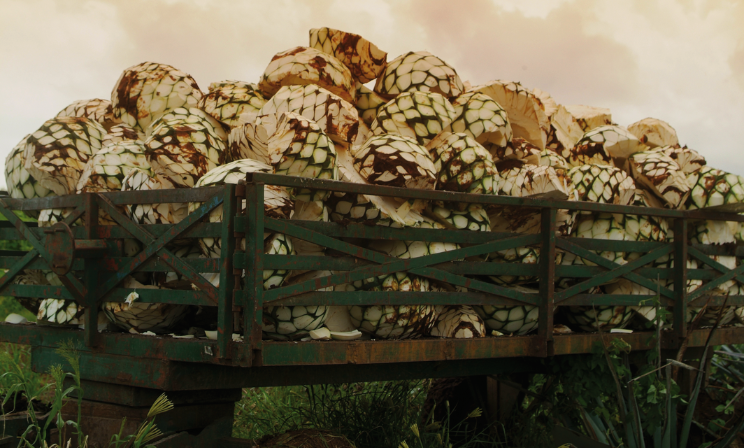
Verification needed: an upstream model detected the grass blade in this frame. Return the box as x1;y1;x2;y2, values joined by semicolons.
679;300;726;448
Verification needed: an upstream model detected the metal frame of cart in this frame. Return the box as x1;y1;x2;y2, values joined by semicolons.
1;173;743;446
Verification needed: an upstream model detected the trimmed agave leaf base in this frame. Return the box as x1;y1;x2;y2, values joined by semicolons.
348;304;438;339
102;278;190;334
473;304;539;335
262;305;330;341
561;306;634;333
429;305;486;338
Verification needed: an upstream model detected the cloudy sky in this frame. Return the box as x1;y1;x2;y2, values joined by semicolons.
1;0;743;186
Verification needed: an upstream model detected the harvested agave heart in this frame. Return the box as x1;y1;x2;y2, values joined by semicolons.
489;164;577;235
188;159;294;280
261;233;296;290
289;199;329;257
257;84;359;143
627;118;679;148
198;80;266;128
102;123;144;146
569;125;645;167
56;98;117;130
352;134;436;190
471;80;549;150
145;106;228;140
267;112;339;202
4;135;52;218
76;141;151;193
370;230;459;269
263;270;331;340
122;168;188;227
226;122;270;164
427;132;499;197
428;204;491;232
429;305;486;338
603;279;663;330
561;288;634;332
37;298;85;327
491;138;542;168
626;150;690;208
10;270;48;314
446;92;512;157
688;220;737;292
145;109;227;188
611;191;670;267
568;164;636;207
309;27;387;84
35;272;86;327
473;286;540;335
23;117;106;196
564;104;612;132
153;243;205;289
343;273;437;339
370;91;456;146
524;149;570;172
488;246;540;286
111;61;203;133
374;51;464;100
654;145;705;174
355;83;388;126
560;213;631;270
685;166;744;209
259;46;355;103
325;144;425;227
544;105;584;159
688;306;735;327
103;277;190;334
533;88;558;118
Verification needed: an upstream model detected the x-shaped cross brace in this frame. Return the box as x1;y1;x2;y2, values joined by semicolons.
0;199;85;301
94;192;224;303
262;218;542;307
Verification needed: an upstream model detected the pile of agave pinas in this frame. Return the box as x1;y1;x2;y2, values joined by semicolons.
6;27;743;341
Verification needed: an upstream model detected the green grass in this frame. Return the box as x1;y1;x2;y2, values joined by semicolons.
232;381;509;448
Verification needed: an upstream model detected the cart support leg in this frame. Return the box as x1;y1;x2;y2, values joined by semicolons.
59;381;241;448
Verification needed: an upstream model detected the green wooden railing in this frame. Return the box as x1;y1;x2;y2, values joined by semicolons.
0;173;743;371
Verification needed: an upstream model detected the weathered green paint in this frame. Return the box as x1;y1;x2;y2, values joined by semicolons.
217;185;237;358
242;182;265;366
673;219;688;343
255;290;539;308
554;240;674;300
0;175;743;387
538;208;557;354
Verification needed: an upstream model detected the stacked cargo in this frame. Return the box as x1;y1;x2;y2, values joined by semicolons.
5;27;743;339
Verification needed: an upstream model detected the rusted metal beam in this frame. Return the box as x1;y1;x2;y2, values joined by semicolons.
242;181;265;367
673;219;688;345
216;185;237;359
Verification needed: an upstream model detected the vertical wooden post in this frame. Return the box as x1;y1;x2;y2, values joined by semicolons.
216;185;237;359
84;194;99;348
538;208;556;357
243;177;265;367
673;218;688;347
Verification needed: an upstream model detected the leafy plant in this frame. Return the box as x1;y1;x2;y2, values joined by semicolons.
302;380;428;448
398;403;507;448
